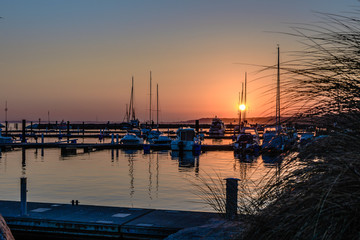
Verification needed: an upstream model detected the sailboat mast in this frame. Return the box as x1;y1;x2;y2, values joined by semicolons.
125;104;129;122
157;84;159;129
129;76;135;121
238;92;241;130
244;72;247;123
276;45;281;130
149;71;152;125
5;101;8;123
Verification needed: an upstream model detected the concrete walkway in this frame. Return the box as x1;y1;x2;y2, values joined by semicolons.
0;200;220;239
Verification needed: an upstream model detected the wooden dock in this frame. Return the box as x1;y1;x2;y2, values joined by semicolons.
0;142;234;151
0;200;219;239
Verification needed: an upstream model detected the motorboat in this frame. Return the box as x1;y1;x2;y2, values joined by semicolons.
0;129;13;144
152;134;172;145
208;116;226;136
145;129;161;142
171;128;201;151
233;127;260;153
120;133;143;145
128;129;142;137
261;125;286;152
298;132;314;145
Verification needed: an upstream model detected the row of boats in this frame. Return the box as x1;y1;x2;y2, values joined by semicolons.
121;116;320;155
0;117;324;155
206;117;325;154
119;127;201;152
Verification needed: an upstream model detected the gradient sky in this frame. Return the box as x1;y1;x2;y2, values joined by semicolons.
0;0;358;122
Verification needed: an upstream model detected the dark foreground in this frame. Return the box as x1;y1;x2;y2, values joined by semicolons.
0;200;220;239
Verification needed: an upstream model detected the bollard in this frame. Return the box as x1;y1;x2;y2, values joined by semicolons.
111;133;114;144
20;177;27;216
116;134;119;144
195;120;199;134
5;121;8;136
67;121;70;143
41;133;44;144
21;119;26;143
225;178;240;220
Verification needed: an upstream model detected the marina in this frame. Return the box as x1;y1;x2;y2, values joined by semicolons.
0;2;358;239
0;132;281;238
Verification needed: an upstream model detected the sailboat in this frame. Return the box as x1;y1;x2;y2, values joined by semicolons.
151;84;172;145
262;46;287;153
233;73;261;153
122;76;140;130
141;71;154;136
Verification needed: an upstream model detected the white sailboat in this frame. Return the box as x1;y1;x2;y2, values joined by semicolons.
123;76;140;129
148;83;172;145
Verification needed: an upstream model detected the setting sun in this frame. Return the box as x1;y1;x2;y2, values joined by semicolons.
239;104;246;111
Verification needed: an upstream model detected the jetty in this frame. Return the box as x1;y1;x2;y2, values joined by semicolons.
0;200;219;239
0;142;233;152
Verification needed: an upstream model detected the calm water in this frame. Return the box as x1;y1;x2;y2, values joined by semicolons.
0;136;281;212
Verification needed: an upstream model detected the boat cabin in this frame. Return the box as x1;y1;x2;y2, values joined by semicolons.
177;128;196;141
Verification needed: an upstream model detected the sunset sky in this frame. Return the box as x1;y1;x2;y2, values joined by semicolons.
0;0;357;122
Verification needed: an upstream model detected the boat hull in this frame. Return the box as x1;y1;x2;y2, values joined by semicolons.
171;140;194;151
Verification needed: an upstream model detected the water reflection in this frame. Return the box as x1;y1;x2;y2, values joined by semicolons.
147;153;155;200
125;149;136;201
262;153;283;179
262;154;283;166
234;152;257;163
171;151;200;175
34;148;45;161
0;145;291;211
0;149;7;174
111;148;120;161
21;148;26;176
233;152;259;180
211;138;223;145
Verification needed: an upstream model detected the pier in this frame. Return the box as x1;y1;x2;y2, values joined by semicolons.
0;142;234;151
0;200;219;239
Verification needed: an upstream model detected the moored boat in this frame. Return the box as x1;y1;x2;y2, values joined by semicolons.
233;127;260;153
120;133;143;145
209;116;226;136
152;134;172;145
0;129;13;144
171;128;201;151
261;126;286;152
